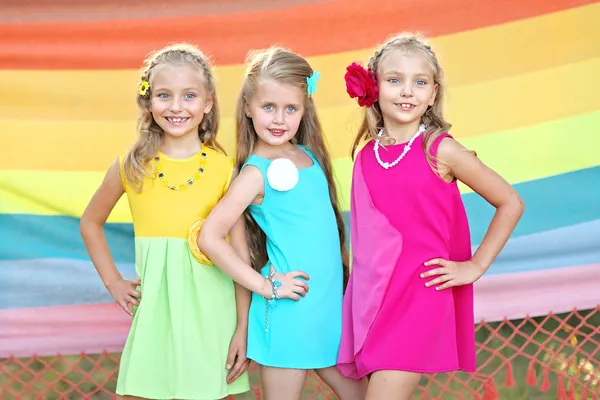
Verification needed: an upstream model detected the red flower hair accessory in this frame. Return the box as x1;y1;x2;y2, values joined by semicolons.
344;62;378;107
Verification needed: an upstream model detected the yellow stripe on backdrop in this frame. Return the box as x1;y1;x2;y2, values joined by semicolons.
3;110;599;220
1;3;599;216
333;110;600;209
0;172;132;223
1;3;598;123
3;56;599;170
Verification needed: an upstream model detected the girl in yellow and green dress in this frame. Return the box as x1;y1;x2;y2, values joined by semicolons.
80;43;251;400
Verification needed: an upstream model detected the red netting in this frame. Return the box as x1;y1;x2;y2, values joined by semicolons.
1;307;599;399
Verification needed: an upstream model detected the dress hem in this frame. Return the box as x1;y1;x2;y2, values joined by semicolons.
250;357;337;370
116;385;251;400
338;363;476;380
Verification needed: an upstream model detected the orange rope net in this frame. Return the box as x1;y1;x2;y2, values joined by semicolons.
1;307;599;399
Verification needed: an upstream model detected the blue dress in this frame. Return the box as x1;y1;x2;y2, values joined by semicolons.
243;146;343;369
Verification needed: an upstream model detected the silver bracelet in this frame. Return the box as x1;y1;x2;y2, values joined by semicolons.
266;271;281;305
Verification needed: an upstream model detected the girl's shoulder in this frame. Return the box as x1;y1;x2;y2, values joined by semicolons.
296;144;323;166
203;145;234;170
427;130;450;148
241;152;271;172
201;146;235;193
117;151;129;191
429;132;474;160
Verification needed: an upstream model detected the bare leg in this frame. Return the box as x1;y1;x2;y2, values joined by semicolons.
261;366;307;400
366;370;422;400
315;366;368;400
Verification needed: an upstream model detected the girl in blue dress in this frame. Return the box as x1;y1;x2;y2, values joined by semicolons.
199;47;368;400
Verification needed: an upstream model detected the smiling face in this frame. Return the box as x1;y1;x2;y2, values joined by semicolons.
245;78;305;148
149;64;213;140
377;49;438;133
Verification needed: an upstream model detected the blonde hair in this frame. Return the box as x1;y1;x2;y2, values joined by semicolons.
236;47;348;278
123;43;223;191
351;33;451;170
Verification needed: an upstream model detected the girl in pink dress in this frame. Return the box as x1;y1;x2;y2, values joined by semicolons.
337;33;525;399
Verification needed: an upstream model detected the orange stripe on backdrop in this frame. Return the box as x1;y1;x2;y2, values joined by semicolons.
0;0;596;69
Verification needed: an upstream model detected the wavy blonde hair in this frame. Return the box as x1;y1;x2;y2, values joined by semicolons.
123;43;224;191
236;47;348;282
351;33;452;171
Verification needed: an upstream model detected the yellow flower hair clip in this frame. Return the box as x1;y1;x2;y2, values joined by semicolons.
138;80;150;96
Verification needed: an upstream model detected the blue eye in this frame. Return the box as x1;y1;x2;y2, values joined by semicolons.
185;93;196;99
416;80;427;86
286;106;296;113
388;78;400;84
158;93;169;99
264;104;273;111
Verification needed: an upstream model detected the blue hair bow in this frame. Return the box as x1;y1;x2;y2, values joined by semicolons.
306;71;320;97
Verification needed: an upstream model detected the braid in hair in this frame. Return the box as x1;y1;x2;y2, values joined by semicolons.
351;33;454;174
123;43;225;191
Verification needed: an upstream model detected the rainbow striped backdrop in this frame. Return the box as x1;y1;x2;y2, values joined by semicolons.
0;0;598;356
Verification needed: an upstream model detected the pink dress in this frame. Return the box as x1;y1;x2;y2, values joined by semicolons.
337;133;476;379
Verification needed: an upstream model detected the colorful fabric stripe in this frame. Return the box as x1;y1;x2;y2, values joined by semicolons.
1;0;599;356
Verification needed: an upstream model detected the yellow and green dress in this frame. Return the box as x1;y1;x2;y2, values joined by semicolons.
115;146;249;399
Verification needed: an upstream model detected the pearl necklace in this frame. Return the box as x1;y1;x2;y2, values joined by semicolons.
374;124;425;170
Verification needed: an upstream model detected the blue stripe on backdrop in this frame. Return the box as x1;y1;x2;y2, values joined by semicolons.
0;259;136;310
340;166;600;245
479;219;600;275
2;222;599;309
0;215;133;261
463;166;600;243
4;217;600;310
1;166;598;262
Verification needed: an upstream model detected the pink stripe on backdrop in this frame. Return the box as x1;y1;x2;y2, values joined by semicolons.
1;264;599;358
474;263;600;322
0;303;130;358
